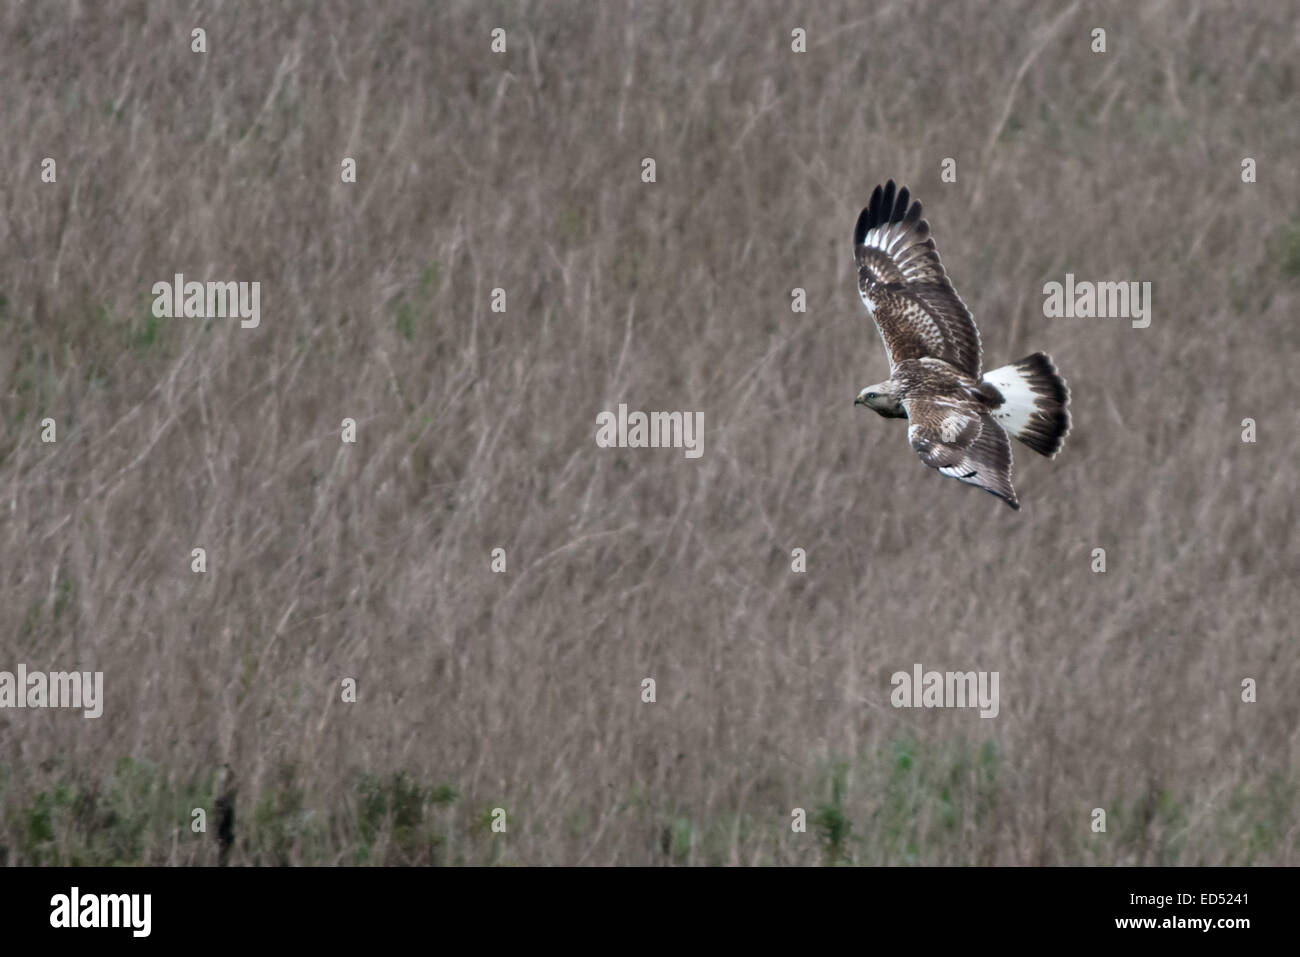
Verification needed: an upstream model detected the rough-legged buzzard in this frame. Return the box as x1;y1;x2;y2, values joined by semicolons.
852;180;1071;510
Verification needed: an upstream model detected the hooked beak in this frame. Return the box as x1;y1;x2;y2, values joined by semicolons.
853;395;865;407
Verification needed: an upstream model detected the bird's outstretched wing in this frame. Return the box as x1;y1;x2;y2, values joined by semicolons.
904;400;1019;509
854;180;982;377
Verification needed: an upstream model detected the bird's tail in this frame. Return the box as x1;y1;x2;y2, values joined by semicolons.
982;353;1071;457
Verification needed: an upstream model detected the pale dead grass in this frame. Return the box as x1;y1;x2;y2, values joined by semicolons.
1;0;1297;865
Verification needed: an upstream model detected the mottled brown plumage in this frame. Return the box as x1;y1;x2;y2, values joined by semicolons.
852;181;1072;510
854;181;982;377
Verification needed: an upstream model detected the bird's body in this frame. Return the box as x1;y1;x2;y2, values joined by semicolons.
852;181;1071;510
893;357;996;411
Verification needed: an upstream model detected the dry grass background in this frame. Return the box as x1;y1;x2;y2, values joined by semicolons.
1;0;1298;865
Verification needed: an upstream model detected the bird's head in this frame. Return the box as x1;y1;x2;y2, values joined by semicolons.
854;380;906;418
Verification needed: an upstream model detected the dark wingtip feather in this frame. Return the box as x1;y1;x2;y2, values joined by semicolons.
856;180;924;245
853;205;872;247
975;482;1019;509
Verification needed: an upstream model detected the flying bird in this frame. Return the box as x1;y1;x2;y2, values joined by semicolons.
852;180;1070;510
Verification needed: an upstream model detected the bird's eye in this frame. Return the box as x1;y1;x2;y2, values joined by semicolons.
866;392;876;399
